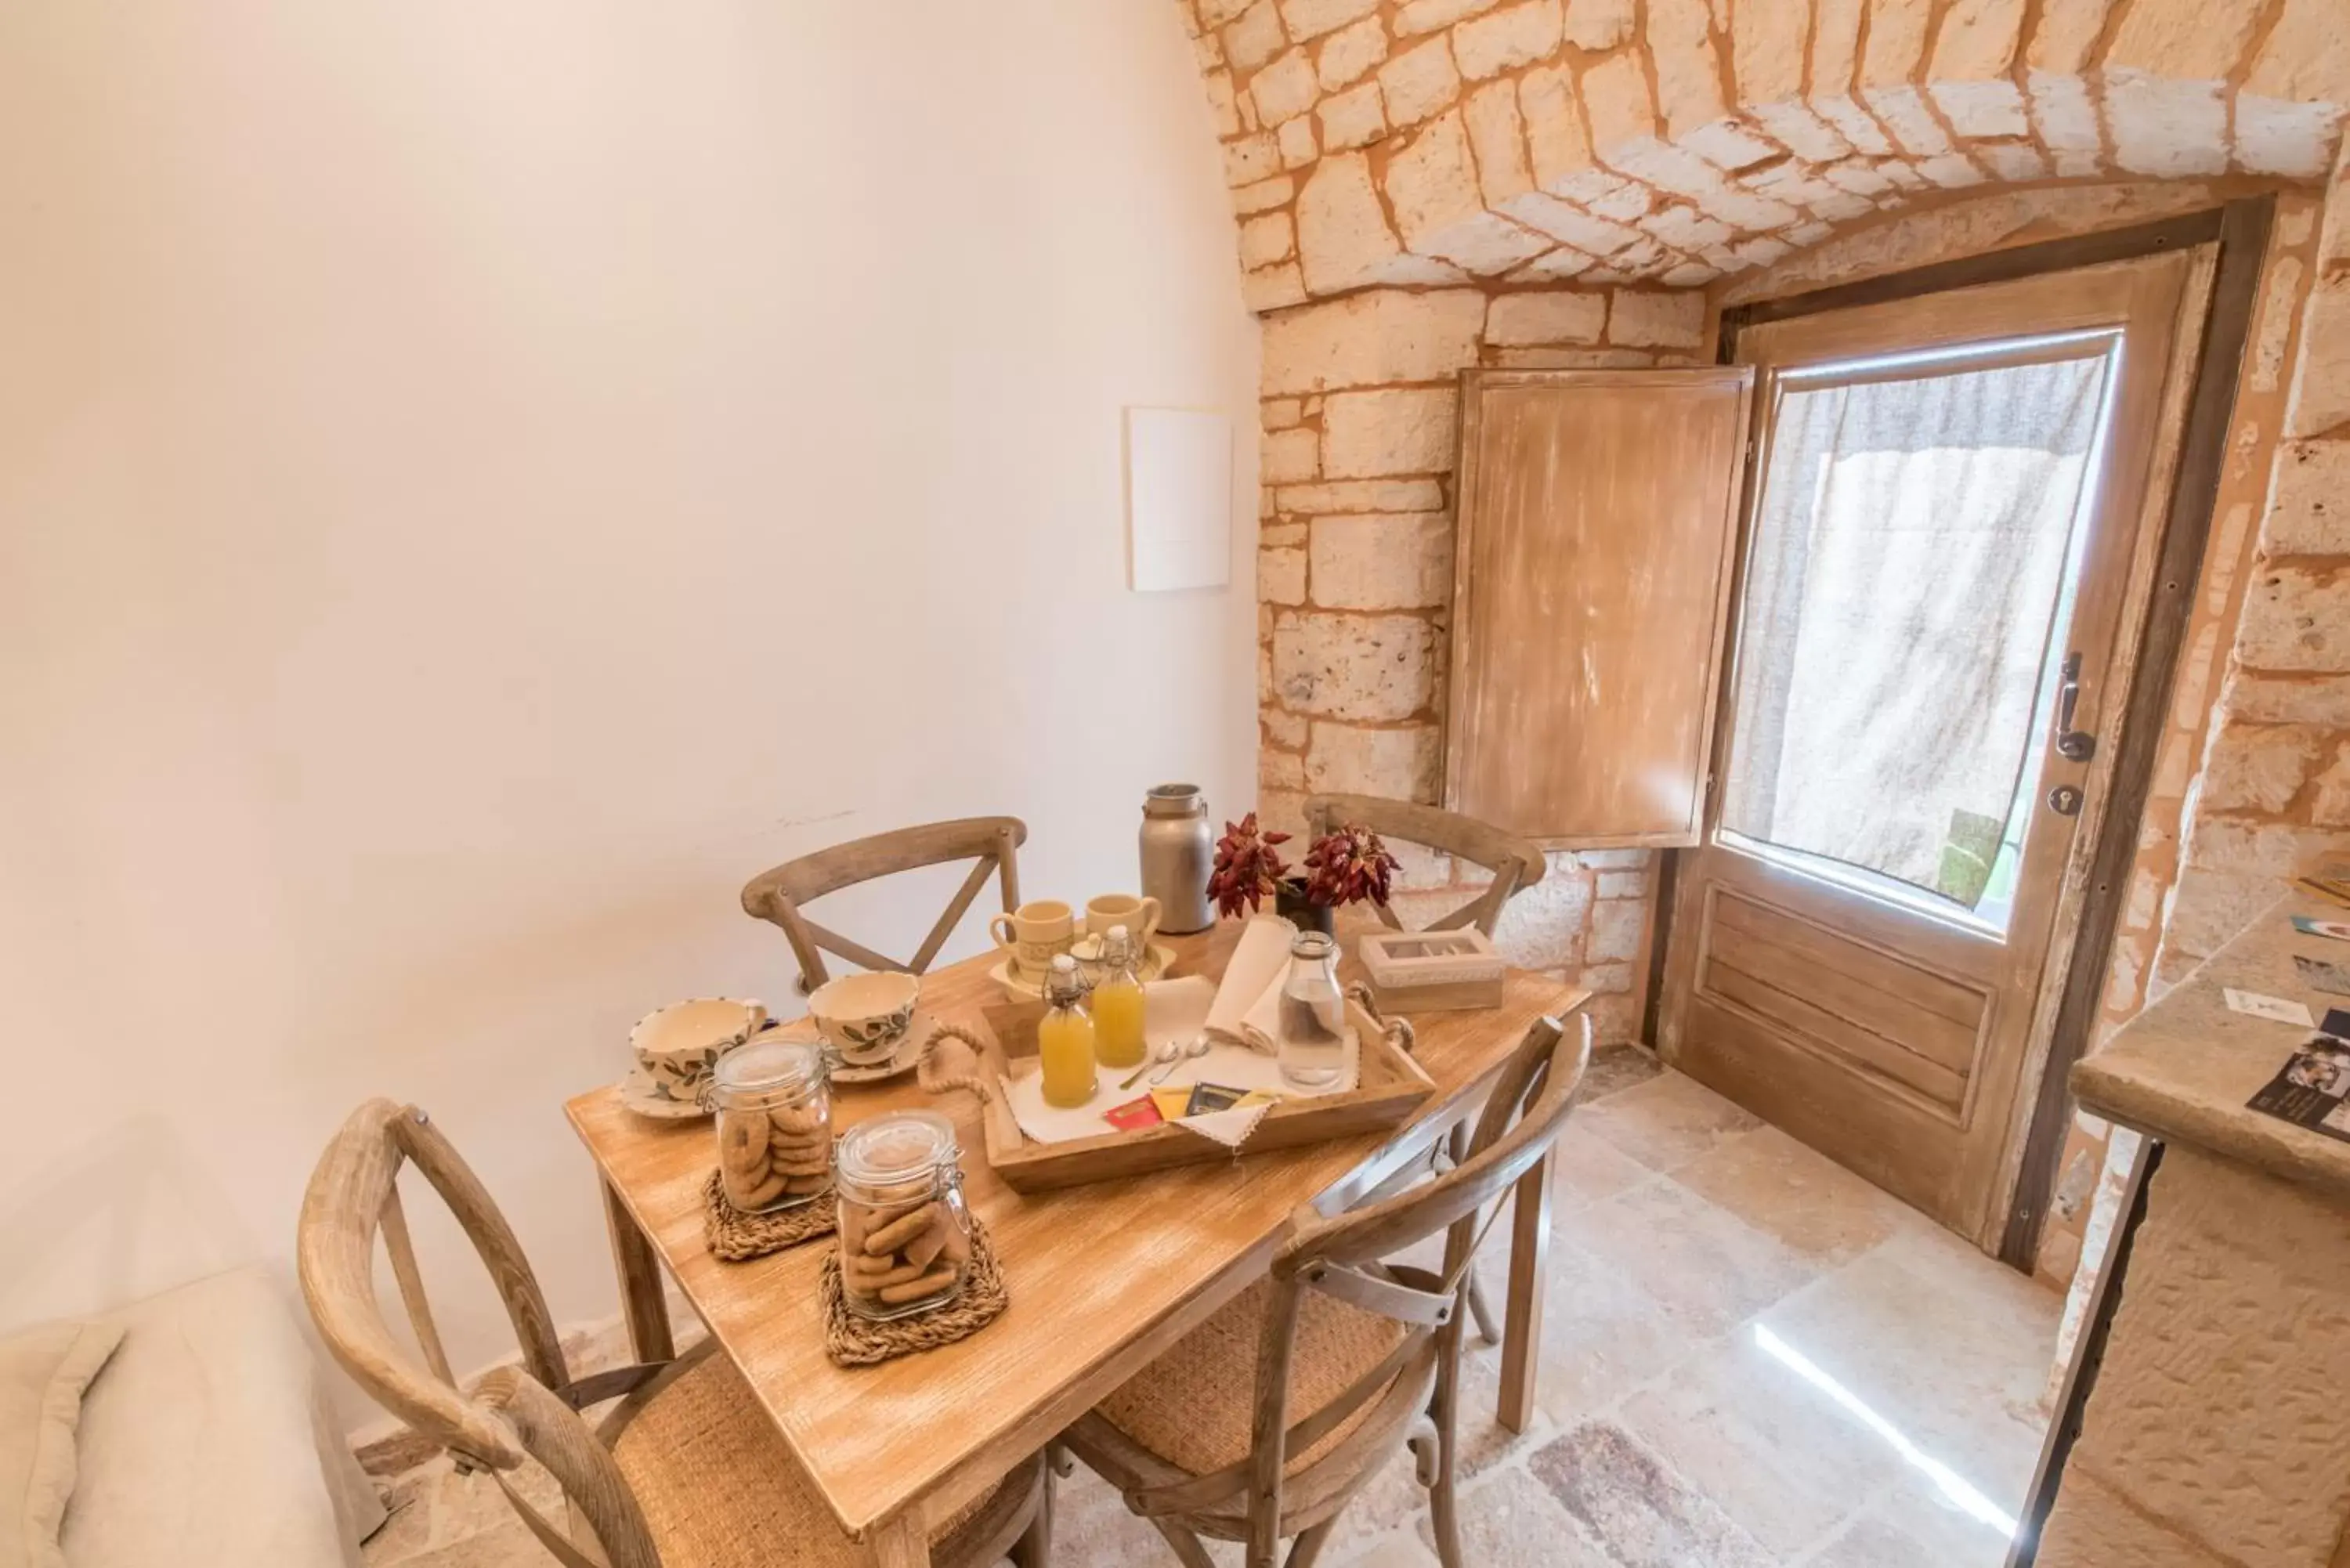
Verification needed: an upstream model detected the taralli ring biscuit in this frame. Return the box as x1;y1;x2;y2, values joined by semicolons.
720;1113;770;1171
738;1167;790;1209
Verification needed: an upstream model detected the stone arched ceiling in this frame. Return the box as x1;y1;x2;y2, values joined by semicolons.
1177;0;2350;309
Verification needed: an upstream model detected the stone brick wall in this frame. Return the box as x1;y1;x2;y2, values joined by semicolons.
1254;281;1705;1042
1177;0;2345;306
2036;1145;2350;1567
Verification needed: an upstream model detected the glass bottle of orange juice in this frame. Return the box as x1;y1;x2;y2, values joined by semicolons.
1092;926;1148;1070
1037;955;1099;1109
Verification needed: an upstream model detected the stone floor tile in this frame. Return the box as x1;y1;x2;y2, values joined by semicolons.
1616;1331;1902;1555
1553;1174;1824;1336
1318;1447;1433;1561
1528;1421;1776;1568
1574;1071;1762;1173
1335;1530;1444;1568
1671;1125;1925;1266
1759;1227;2060;1507
1578;1042;1665;1102
1417;1463;1618;1567
1801;1506;1951;1568
1547;1120;1662;1213
1055;1461;1181;1561
1875;1465;2030;1564
1535;1238;1708;1426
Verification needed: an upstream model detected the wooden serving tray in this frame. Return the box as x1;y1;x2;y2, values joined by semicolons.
967;998;1435;1194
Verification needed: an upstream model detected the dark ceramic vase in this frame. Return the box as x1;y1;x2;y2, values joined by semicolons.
1274;881;1335;935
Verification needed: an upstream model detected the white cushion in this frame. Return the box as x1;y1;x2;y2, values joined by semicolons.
0;1320;123;1568
60;1268;384;1568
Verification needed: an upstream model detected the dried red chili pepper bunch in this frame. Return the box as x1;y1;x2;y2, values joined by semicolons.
1303;822;1401;909
1206;811;1292;918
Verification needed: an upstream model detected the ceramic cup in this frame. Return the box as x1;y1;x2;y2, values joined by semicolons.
807;970;923;1067
989;898;1077;979
631;997;767;1105
1085;893;1162;948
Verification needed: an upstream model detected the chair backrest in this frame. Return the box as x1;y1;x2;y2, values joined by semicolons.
1217;1011;1590;1564
1302;794;1545;938
740;816;1027;993
296;1100;664;1568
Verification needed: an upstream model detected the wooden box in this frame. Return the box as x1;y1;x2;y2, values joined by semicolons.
968;998;1435;1194
1356;929;1506;1013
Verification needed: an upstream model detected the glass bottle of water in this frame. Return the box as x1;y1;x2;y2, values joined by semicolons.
1277;930;1347;1089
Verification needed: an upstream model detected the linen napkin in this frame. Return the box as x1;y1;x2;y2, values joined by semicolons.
1205;914;1299;1053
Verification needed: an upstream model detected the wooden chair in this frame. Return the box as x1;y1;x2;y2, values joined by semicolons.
1306;794;1552;1346
741;817;1027;995
1302;795;1546;938
296;1099;1050;1568
1061;1011;1593;1568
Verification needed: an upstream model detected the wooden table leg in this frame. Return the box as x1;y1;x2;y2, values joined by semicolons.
602;1178;674;1364
1497;1151;1552;1433
869;1510;931;1567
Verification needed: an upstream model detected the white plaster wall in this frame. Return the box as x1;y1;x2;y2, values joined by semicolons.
0;1;1260;1431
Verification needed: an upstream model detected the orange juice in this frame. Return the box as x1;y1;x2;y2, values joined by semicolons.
1091;977;1148;1068
1038;1004;1098;1107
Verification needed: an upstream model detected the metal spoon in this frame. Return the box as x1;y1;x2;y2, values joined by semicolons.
1118;1041;1180;1092
1148;1035;1212;1086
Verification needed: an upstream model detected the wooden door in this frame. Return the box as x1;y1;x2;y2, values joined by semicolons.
1658;251;2217;1248
1445;370;1754;847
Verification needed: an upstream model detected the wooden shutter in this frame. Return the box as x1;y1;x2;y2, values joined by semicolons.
1443;367;1755;849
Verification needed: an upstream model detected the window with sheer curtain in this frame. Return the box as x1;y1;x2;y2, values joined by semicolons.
1718;348;2113;926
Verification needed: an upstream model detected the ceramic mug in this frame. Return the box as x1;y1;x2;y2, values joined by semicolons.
1085;893;1162;949
631;998;767;1105
808;970;922;1066
989;898;1076;978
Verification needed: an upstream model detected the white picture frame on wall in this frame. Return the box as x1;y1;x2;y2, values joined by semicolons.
1126;406;1232;593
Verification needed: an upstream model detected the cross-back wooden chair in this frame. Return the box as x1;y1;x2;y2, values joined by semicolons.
297;1099;1050;1568
741;817;1027;995
1303;795;1546;938
1062;1010;1593;1568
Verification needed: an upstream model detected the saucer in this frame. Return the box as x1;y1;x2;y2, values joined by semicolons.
990;943;1176;1000
829;1010;939;1085
619;1064;710;1122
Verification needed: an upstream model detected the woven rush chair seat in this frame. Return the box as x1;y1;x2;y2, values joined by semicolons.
1094;1279;1410;1477
607;1342;1037;1568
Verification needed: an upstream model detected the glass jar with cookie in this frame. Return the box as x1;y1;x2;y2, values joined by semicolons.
710;1038;831;1213
834;1110;971;1321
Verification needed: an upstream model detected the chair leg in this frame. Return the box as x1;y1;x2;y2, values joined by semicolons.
1285;1519;1337;1568
1464;1265;1500;1347
1426;1319;1467;1568
1010;1456;1054;1568
1147;1517;1218;1568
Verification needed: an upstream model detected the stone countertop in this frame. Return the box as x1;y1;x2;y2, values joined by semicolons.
2073;892;2350;1203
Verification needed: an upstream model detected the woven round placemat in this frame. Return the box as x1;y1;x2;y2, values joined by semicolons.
701;1169;836;1262
817;1219;1008;1366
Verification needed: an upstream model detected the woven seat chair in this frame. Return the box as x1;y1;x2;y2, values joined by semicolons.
297;1099;1050;1568
742;817;1027;995
1062;1011;1593;1568
1301;794;1546;938
1307;793;1553;1349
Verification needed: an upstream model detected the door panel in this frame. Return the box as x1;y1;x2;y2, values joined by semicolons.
1661;251;2217;1246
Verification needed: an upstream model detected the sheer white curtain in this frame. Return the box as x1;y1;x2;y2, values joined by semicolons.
1720;351;2110;911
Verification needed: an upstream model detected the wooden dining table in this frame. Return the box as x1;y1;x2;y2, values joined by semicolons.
566;919;1583;1564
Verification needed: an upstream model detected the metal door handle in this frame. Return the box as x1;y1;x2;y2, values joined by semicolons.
2054;652;2096;762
